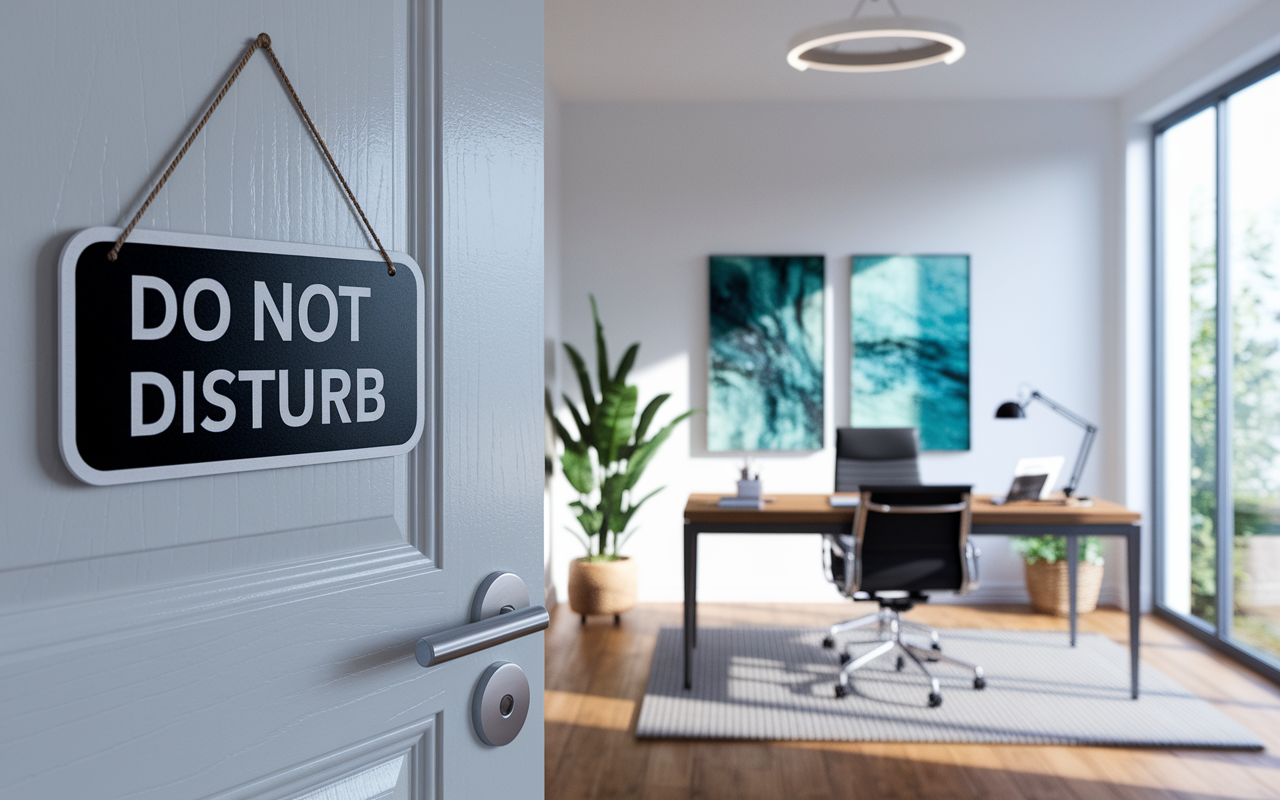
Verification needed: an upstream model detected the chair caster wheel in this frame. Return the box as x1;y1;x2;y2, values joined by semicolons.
834;684;848;699
928;692;943;708
931;642;941;651
839;652;852;665
822;636;835;649
974;676;986;690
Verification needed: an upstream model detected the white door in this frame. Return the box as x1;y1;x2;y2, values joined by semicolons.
0;1;545;798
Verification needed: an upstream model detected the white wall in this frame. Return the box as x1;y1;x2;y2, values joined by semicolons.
551;98;1125;605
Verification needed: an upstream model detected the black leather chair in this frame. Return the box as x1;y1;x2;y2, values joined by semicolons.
822;485;984;707
834;427;921;491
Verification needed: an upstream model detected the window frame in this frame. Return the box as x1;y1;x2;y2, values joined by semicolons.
1152;49;1280;684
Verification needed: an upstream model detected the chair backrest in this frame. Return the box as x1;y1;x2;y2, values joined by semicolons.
852;485;974;594
834;427;920;492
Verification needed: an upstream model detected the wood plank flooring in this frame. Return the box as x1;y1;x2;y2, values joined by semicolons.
545;602;1280;799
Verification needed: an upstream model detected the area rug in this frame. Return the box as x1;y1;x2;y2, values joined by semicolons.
635;627;1264;748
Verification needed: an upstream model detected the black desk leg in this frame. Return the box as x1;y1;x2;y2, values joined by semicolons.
692;531;698;647
1067;533;1078;647
683;523;693;689
1128;527;1141;699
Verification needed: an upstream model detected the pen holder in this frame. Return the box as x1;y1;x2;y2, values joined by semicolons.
737;479;762;499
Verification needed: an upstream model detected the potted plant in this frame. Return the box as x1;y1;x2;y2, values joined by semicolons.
547;297;694;624
1011;536;1105;616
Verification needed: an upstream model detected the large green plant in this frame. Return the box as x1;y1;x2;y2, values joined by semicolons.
547;297;694;561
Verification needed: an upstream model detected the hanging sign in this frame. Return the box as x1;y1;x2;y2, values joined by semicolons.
59;227;424;485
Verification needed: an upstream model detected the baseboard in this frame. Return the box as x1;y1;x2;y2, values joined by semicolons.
642;580;1129;608
928;583;1031;605
932;582;1126;609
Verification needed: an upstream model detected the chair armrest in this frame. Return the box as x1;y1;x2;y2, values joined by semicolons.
959;540;981;594
822;533;858;597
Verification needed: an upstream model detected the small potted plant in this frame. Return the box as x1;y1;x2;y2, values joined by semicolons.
1011;536;1105;616
548;297;694;624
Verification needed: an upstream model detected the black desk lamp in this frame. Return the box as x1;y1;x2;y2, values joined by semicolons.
995;391;1097;499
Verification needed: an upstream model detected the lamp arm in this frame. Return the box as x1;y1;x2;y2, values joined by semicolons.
1027;392;1097;498
1027;391;1096;431
1064;425;1097;498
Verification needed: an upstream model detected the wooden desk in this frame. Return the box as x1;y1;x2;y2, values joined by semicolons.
683;493;1143;696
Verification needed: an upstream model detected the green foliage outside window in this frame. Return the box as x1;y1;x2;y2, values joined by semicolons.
1229;218;1280;657
1188;225;1218;623
1189;207;1280;640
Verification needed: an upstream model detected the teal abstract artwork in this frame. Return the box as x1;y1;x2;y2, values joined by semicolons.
852;255;970;451
709;256;825;451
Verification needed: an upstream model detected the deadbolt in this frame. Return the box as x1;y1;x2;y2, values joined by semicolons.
472;661;530;746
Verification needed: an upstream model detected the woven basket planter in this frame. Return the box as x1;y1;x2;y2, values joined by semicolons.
1024;559;1104;616
568;556;637;622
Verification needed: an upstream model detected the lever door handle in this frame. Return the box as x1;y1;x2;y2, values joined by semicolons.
415;571;549;667
416;604;549;667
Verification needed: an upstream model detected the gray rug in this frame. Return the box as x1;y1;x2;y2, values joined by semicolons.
635;627;1264;748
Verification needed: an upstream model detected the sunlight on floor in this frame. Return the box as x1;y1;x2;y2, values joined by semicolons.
775;739;1280;794
546;690;636;731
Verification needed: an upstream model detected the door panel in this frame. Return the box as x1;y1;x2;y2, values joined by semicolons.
0;1;544;798
3;0;406;574
205;723;431;800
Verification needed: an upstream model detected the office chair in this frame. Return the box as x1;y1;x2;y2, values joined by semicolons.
822;485;984;707
834;427;921;491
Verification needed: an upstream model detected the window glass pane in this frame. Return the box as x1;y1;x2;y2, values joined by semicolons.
1161;107;1218;627
1229;72;1280;660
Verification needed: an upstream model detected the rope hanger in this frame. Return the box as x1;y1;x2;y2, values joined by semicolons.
108;33;397;277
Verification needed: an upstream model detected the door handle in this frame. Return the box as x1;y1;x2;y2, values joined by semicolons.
415;572;549;667
416;605;549;666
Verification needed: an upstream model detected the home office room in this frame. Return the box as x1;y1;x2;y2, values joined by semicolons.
6;2;1280;799
543;1;1280;797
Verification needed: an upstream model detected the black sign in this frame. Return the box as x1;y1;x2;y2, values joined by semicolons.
59;228;424;485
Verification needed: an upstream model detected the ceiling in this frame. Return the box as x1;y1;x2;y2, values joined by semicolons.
546;0;1263;103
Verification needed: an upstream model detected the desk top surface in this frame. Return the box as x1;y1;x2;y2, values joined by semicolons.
684;493;1140;526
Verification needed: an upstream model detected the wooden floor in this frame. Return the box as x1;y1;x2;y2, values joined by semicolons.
545;602;1280;799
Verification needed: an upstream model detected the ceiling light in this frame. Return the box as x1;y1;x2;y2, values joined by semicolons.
787;0;965;73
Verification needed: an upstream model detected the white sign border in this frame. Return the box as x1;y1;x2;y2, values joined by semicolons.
59;226;426;486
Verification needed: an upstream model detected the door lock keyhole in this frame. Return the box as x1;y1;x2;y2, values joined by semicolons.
472;662;530;746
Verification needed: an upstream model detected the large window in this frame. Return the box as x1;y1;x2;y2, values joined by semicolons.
1157;57;1280;679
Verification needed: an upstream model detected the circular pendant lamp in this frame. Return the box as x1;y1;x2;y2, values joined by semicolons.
787;2;965;73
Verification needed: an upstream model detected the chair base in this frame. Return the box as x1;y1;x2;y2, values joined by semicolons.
822;607;984;707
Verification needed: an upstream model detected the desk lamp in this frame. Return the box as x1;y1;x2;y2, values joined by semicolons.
995;391;1097;499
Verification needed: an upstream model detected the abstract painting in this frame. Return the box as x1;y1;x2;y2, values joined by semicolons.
709;255;824;451
852;255;969;451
